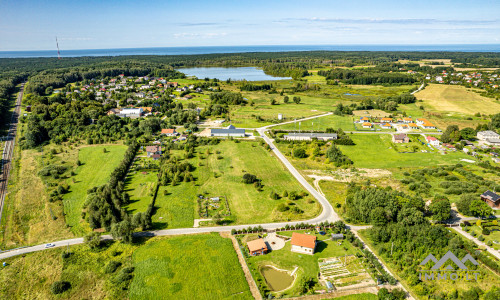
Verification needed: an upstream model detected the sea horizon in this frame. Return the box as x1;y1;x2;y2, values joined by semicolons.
1;44;500;58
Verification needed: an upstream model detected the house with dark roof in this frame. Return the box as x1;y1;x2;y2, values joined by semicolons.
210;125;245;137
145;145;161;158
481;190;500;209
392;133;409;143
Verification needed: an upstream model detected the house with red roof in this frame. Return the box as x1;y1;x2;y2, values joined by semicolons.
291;233;316;255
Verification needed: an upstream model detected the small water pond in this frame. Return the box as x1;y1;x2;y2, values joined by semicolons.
260;266;294;291
177;67;292;81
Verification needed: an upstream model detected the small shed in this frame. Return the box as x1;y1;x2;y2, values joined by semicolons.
331;233;344;240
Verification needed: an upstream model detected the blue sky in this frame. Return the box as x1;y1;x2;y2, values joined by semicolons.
1;0;499;50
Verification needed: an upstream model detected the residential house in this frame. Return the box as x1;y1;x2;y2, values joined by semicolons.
416;118;426;124
161;128;178;136
426;136;441;147
380;117;393;123
382;123;392;129
210;125;245;137
477;131;500;141
480;190;500;209
119;108;143;118
408;123;419;130
485;138;500;146
359;116;370;123
145;145;161;158
247;239;268;256
291;233;316;255
392;133;410;143
403;118;413;123
107;108;121;115
139;107;153;114
283;132;338;141
362;122;373;129
421;121;437;129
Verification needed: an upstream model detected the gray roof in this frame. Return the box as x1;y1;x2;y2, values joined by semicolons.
482;190;500;203
486;138;500;144
211;128;245;135
331;233;344;239
284;132;338;139
478;130;499;136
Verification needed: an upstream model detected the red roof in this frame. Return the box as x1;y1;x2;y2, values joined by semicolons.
247;238;267;252
161;128;176;134
426;136;438;141
291;233;316;249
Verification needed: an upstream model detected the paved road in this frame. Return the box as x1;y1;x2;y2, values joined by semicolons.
0;83;24;225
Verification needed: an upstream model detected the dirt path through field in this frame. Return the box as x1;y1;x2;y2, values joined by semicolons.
222;232;262;300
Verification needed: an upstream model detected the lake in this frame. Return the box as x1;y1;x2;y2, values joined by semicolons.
177;67;292;81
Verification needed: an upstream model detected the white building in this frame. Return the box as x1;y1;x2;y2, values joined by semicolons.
120;108;143;118
291;233;316;255
477;130;500;141
283;132;338;141
210;125;245;137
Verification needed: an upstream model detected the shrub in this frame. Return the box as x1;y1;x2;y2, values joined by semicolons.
242;173;257;184
482;228;490;235
277;203;289;212
51;281;71;294
293;148;307;158
487;241;493;246
105;261;122;274
478;235;485;242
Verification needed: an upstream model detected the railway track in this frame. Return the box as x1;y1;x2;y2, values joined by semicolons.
0;83;24;225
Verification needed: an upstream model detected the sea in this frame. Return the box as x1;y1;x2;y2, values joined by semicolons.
1;44;500;58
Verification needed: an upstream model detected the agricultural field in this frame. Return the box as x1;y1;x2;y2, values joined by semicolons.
144;141;320;229
62;145;127;235
129;234;252;299
415;84;500;116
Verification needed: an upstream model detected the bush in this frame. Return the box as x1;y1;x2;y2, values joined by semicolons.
293;148;307;158
277;203;289;212
105;261;122;274
478;235;485;242
242;173;257;184
482;228;490;235
51;281;71;294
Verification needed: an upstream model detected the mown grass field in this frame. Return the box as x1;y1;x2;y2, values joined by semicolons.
123;169;158;215
337;134;470;169
415;84;500;116
149;141;320;228
245;230;363;298
129;234;252;299
63;145;127;235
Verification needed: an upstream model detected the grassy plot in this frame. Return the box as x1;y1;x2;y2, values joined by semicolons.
151;141;320;228
0;241;136;299
129;234;252;300
273;115;356;131
63;145;127;235
0;147;73;248
337;134;470;169
123;169;158;215
415;84;500;116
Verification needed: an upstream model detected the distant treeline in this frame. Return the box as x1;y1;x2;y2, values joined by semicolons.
318;68;417;85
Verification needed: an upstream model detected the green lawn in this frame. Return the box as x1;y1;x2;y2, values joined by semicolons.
467;225;500;250
246;230;364;297
151;141;321;228
274;115;356;131
123;170;158;215
63;145;127;235
325;293;377;300
129;234;252;300
337;134;470;169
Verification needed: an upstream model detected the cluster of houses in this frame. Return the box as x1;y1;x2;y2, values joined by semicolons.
356;116;436;130
426;70;500;89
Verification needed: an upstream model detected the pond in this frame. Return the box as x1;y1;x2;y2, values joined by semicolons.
260;266;294;291
177;67;292;81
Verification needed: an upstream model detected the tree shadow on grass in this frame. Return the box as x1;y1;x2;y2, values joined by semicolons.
315;241;329;253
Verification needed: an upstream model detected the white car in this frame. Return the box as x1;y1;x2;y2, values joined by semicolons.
45;243;55;248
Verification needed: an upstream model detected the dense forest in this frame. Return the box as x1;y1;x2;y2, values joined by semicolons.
318;68;418;85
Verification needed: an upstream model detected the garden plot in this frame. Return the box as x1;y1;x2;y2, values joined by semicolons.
197;195;231;218
318;255;374;290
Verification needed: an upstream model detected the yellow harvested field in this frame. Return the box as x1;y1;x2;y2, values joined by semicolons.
353;109;391;117
415;84;500;115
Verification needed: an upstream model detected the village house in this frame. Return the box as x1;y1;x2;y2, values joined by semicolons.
421;121;437;129
210;125;245;137
416;118;426;125
291;233;316;255
480;190;500;209
362;122;373;129
145;145;161;158
380;117;393;123
403;117;413;123
426;136;441;147
283;132;338;141
247;238;268;256
408;123;419;130
382;123;392;129
161;128;178;136
392;133;410;143
107;108;121;115
119;108;143;118
359;116;370;123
